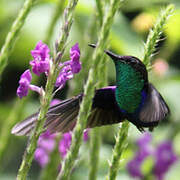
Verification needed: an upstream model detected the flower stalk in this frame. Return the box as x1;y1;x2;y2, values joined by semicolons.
44;0;66;45
95;0;104;27
17;68;57;180
58;0;124;179
88;128;101;180
106;121;129;180
72;16;97;95
143;4;174;68
88;1;106;179
40;134;62;180
16;0;79;179
106;4;174;180
0;0;36;76
0;0;64;165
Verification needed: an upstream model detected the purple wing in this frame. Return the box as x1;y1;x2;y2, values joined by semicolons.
12;86;124;136
87;86;124;127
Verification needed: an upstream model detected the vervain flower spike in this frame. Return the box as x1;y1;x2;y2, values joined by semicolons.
16;41;81;98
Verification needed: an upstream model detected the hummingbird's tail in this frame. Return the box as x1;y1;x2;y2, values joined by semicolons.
135;83;170;128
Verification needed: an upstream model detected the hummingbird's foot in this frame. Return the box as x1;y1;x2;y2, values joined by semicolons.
137;126;145;133
148;126;154;132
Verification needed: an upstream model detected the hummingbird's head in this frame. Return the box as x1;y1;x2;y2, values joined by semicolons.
88;43;148;82
104;49;141;65
88;43;143;65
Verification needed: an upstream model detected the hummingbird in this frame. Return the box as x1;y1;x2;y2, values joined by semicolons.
12;44;170;136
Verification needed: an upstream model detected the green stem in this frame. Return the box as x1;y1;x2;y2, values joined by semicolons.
71;15;98;95
98;53;108;87
88;52;108;180
0;0;65;167
88;2;107;179
0;0;36;76
16;0;79;179
44;0;66;45
95;0;104;26
143;4;174;68
40;134;62;180
71;0;105;95
106;121;129;180
58;0;124;179
17;68;58;180
0;0;64;166
142;7;175;180
55;0;78;56
88;128;101;180
106;4;174;180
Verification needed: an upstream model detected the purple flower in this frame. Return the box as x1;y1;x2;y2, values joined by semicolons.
50;99;61;106
35;129;90;168
136;132;152;147
55;43;81;88
69;43;81;74
83;129;89;142
154;141;178;180
17;69;32;98
127;133;153;178
35;130;56;167
70;43;80;56
30;40;50;76
58;129;89;158
127;157;143;178
17;69;42;98
17;42;81;99
58;132;72;158
55;65;73;87
136;133;153;161
31;40;50;60
127;133;178;180
37;130;56;152
35;148;49;168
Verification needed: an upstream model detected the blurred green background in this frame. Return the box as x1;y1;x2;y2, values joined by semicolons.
0;0;180;179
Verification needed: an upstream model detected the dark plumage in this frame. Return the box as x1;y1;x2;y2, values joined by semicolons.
11;46;170;136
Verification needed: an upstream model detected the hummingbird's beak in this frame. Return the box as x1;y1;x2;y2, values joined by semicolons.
88;43;123;62
88;44;96;48
104;50;122;62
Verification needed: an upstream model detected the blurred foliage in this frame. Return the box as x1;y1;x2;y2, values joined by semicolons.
0;0;180;179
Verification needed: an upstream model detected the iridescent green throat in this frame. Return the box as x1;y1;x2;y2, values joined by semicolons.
114;61;144;113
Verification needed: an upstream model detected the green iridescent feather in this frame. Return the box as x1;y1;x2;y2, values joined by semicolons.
114;61;144;113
